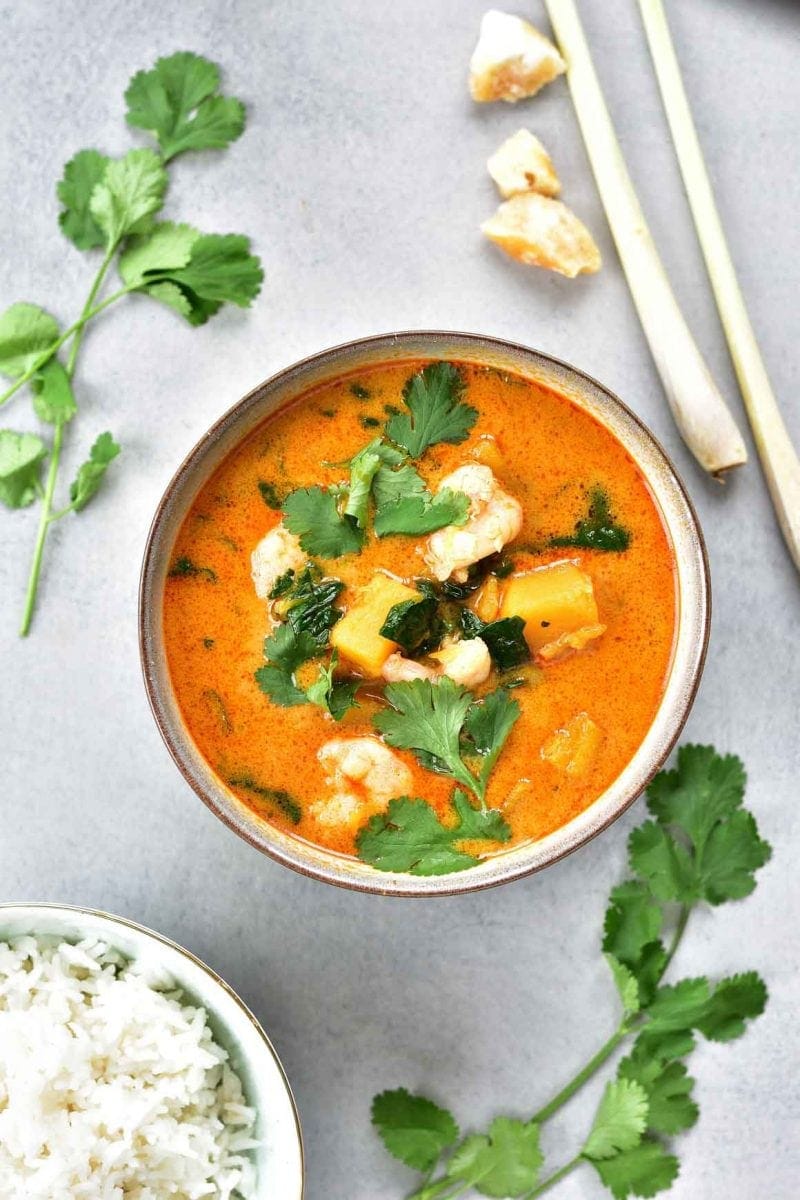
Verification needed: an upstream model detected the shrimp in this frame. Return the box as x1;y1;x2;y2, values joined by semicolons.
382;638;492;689
250;524;305;600
425;463;523;582
311;737;413;830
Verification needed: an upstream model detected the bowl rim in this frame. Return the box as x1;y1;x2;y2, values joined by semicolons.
139;329;710;897
0;900;305;1196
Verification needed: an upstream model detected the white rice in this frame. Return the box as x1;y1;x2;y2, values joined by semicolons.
0;935;259;1199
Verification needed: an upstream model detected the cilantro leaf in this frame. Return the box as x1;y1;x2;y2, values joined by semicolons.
374;488;469;537
69;432;121;511
628;820;696;903
373;461;427;509
282;486;364;558
448;1117;542;1197
591;1140;679;1198
0;430;48;508
386;362;478;458
255;623;317;707
645;978;711;1033
632;745;771;904
118;221;199;284
0;303;60;379
462;687;521;785
618;1054;698;1136
695;972;768;1043
551;486;631;553
356;792;509;875
168;555;216;581
32;360;77;425
89;149;168;246
155;233;263;310
57;149;110;249
583;1079;649;1160
460;611;530;670
125;51;246;162
374;678;477;799
606;955;641;1017
603;881;664;967
371;1089;459;1172
305;651;360;721
344;440;384;528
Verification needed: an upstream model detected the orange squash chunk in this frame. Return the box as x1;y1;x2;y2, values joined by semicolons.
331;574;419;677
541;712;603;776
500;561;604;654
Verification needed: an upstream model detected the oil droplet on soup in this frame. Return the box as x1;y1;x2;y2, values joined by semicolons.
163;361;676;862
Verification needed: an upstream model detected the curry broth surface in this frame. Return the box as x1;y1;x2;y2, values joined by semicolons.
163;362;676;858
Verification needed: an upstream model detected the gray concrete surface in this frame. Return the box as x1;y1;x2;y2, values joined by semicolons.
1;1;798;1196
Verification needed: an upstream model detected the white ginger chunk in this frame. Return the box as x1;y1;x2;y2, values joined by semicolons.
487;129;560;198
482;193;601;277
469;10;565;104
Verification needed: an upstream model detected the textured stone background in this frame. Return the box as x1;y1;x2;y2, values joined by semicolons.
1;1;798;1196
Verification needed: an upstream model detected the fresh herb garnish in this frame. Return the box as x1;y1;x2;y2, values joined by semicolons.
258;480;282;509
282;486;365;558
551;486;631;553
379;596;444;655
254;623;318;706
371;745;770;1198
374;488;470;538
386;362;478;458
460;609;530;670
168;555;216;582
373;679;520;807
227;773;301;824
0;51;262;636
273;563;345;646
356;791;511;875
305;650;361;720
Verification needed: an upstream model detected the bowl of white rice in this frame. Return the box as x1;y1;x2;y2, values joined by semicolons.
0;903;304;1199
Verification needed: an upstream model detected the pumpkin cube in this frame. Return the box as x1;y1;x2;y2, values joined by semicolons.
500;562;602;653
541;713;603;776
331;574;419;677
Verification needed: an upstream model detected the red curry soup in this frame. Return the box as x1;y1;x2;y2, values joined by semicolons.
163;360;676;877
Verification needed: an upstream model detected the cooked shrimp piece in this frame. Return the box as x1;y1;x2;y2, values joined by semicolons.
425;463;523;582
312;737;414;831
250;524;305;600
469;10;565;104
382;653;438;683
432;638;492;688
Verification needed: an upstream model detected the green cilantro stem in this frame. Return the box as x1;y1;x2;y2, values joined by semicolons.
0;285;135;409
660;901;691;977
19;416;65;635
530;1024;631;1126
17;261;133;636
523;1155;582;1198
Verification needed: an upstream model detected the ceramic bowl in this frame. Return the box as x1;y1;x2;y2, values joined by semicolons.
0;903;304;1196
140;331;710;896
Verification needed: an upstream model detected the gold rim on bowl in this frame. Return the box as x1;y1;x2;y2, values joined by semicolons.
139;331;710;897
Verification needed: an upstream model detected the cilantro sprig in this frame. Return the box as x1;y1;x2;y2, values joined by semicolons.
0;51;262;635
386;362;478;458
372;744;770;1198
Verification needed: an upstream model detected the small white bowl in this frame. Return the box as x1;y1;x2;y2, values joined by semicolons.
0;903;304;1198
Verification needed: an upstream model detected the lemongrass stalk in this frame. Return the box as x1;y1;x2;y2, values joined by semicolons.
543;0;747;478
638;0;800;569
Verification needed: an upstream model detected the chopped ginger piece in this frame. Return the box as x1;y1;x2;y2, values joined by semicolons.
482;193;601;278
331;574;419;677
538;623;606;662
487;129;561;198
470;434;505;473
541;713;602;776
500;562;603;654
469;10;565;104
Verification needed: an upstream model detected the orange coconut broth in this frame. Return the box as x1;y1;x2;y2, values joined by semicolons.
163;361;676;859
